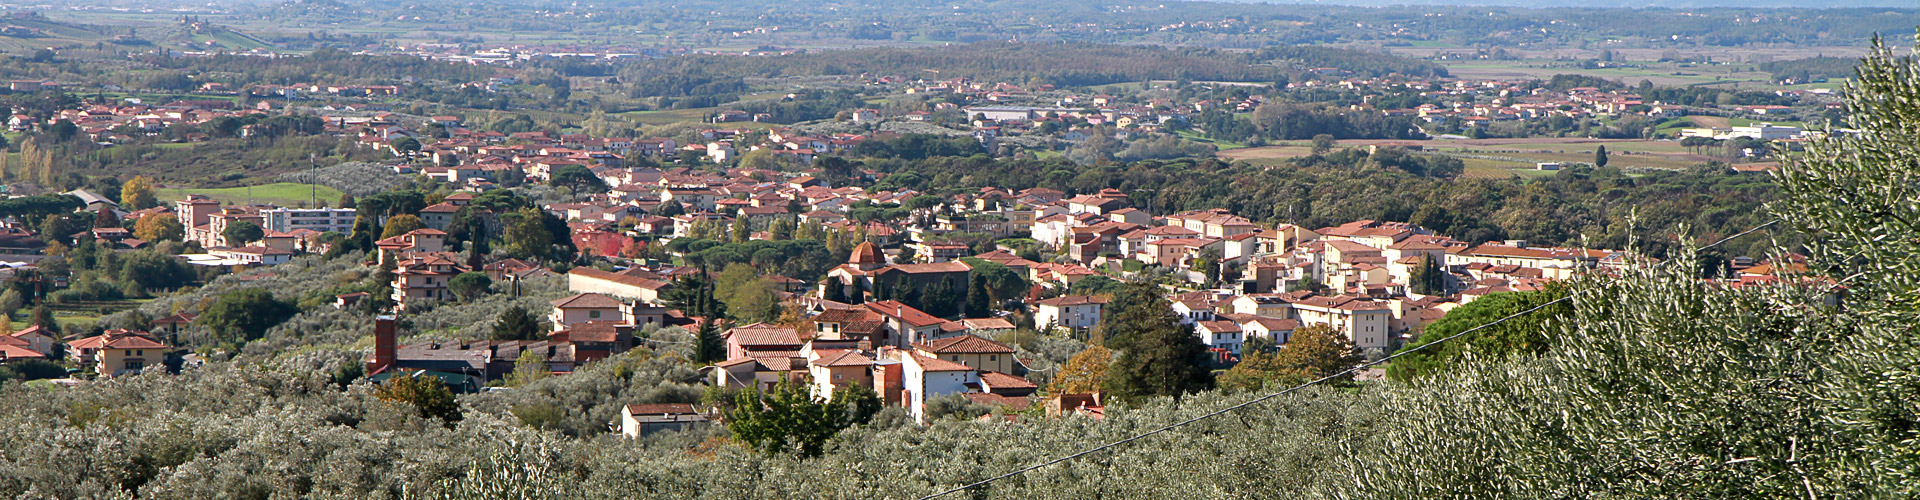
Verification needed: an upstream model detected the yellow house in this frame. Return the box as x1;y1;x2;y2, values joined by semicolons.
807;349;877;400
548;292;626;331
911;334;1016;375
66;329;170;377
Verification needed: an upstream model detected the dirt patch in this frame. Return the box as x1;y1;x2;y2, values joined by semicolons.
1217;145;1317;161
1687;116;1731;128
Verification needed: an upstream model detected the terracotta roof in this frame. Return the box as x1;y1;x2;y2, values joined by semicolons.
1195;320;1242;333
849;241;884;265
549;293;624;309
888;262;971;274
814;308;879;324
866;300;945;327
1243;316;1300;331
569;267;671;291
908;353;976;372
811;349;877;367
1034;295;1106;307
961;318;1016;330
970;250;1038;268
0;344;44;359
725;323;802;347
914;334;1014;354
554;321;626;343
625;403;698;415
68;330;167;350
978;370;1036;390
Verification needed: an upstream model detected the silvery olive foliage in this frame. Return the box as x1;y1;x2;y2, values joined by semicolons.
278;162;415;197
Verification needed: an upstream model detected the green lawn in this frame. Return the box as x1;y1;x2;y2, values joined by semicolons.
98;92;242;104
10;312;102;333
620;107;716;126
1441;59;1777;88
1729;117;1805;128
156;183;345;207
1177;130;1248;150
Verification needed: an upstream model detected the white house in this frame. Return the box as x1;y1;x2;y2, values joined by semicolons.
1194;320;1244;355
899;351;980;424
618;404;708;437
208;246;293;266
1033;295;1106;330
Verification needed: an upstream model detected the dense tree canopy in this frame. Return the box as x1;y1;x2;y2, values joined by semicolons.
1385;286;1573;382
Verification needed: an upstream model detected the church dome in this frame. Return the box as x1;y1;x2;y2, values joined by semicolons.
849;241;883;265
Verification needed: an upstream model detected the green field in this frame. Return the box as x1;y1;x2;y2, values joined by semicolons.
1177;130;1249;150
620;107;718;125
0;18;113;53
189;28;274;51
156;183;345;207
1729;117;1806;128
1441;59;1777;88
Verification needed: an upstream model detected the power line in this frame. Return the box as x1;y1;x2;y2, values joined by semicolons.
916;221;1779;500
1702;220;1777;250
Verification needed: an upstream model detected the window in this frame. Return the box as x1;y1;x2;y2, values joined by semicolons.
589;310;602;319
124;361;143;371
988;355;996;362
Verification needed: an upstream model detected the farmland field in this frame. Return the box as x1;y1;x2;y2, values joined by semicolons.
1216;144;1317;166
1436;59;1778;88
156;182;345;207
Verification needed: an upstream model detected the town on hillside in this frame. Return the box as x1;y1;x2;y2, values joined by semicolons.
0;2;1898;495
2;154;1801;428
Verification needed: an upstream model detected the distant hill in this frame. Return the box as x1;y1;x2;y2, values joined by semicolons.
0;16;121;53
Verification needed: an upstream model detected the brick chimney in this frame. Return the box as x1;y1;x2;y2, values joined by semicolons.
368;315;396;374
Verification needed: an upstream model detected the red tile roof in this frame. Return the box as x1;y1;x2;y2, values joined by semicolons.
914;334;1014;354
1034;295;1107;307
725;323;802;347
554;321;626;343
550;293;624;309
811;349;877;367
908;353;976;372
866;301;945;328
569;267;671;291
625;404;698;415
978;370;1036;390
68;329;167;350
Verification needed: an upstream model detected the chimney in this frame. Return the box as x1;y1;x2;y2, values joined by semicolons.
369;315;396;374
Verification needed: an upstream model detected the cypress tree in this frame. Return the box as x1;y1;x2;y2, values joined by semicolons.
824;278;848;304
491;305;540;341
1101;283;1213;402
965;273;991;318
695;318;725;363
